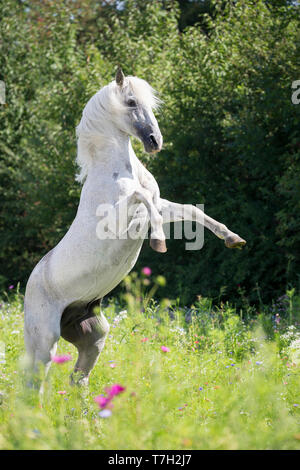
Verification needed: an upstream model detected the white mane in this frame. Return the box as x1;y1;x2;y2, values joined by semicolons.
75;76;160;183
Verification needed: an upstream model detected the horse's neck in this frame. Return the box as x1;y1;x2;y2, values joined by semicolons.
84;134;139;187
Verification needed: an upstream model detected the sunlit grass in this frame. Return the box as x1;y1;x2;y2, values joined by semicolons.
0;280;300;450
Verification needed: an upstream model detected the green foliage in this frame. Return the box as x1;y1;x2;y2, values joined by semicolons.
0;0;299;305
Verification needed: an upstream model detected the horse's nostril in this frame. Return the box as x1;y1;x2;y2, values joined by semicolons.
149;135;158;148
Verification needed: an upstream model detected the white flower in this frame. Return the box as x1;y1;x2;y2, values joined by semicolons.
170;326;186;336
113;310;128;324
288;338;300;365
99;409;112;418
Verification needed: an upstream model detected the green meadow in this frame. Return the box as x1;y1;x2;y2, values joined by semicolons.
0;273;299;450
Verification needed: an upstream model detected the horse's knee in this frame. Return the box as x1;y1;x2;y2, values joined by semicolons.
61;303;109;347
79;313;110;349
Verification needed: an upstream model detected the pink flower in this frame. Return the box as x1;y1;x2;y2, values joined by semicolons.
141;337;149;342
161;346;170;352
94;383;125;411
8;285;14;290
57;390;66;395
94;395;111;409
51;354;72;364
142;267;152;276
109;363;116;368
106;384;126;398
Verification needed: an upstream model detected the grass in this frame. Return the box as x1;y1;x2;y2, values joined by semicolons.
0;274;300;450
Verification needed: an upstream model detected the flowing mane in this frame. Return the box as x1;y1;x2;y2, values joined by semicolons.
75;76;161;183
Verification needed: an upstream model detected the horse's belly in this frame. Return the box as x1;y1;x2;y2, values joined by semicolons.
87;238;144;300
45;237;144;304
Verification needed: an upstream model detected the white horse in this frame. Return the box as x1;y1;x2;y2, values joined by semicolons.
24;68;246;387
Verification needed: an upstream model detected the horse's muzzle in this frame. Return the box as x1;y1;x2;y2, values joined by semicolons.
144;133;163;154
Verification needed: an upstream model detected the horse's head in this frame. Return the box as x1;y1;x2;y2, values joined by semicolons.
113;68;163;154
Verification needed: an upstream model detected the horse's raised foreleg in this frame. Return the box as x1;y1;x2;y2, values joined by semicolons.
160;198;246;249
133;190;167;253
60;301;110;386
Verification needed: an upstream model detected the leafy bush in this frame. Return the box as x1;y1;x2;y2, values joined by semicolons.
0;0;299;306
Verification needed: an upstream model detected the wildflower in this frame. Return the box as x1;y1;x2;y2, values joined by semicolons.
99;409;112;418
94;395;111;409
95;383;125;414
256;361;263;365
142;267;152;276
106;384;126;398
8;285;14;290
141;337;149;342
161;346;170;352
109;363;116;368
52;354;72;364
199;387;203;391
182;438;192;447
288;338;300;366
57;391;66;395
113;310;128;325
293;404;299;407
156;275;166;287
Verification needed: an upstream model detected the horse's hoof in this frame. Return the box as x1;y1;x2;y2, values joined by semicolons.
150;238;167;253
225;235;246;249
70;372;89;387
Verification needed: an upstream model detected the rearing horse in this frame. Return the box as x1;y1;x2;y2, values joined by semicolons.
24;68;246;386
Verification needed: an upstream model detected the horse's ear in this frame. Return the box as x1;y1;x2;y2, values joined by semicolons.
116;66;125;88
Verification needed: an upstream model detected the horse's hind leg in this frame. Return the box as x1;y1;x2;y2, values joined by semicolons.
60;301;110;386
24;287;61;391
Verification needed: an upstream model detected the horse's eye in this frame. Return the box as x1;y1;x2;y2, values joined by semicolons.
127;99;137;107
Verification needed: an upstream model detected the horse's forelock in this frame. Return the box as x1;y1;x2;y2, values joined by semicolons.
126;76;161;110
